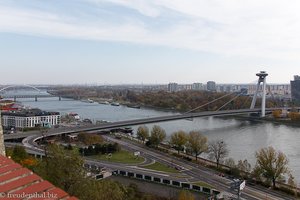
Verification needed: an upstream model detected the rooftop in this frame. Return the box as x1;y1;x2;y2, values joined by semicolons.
0;155;77;200
2;109;60;117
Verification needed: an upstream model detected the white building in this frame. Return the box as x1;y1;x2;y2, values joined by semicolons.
1;109;60;130
248;84;291;97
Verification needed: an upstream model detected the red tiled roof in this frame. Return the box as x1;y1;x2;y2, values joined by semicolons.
0;174;40;192
0;155;78;200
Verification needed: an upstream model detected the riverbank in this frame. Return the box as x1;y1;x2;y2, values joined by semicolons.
15;94;300;180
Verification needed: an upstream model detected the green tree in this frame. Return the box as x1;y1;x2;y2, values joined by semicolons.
36;144;85;193
11;145;29;163
187;131;207;160
208;139;229;168
137;125;149;144
78;132;103;145
149;125;166;147
170;130;188;154
254;146;289;188
35;144;126;200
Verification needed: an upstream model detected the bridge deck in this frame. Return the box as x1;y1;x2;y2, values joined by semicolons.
4;107;291;141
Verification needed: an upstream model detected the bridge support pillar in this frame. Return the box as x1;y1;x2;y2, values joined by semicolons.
250;71;268;117
35;96;37;101
59;96;61;101
14;96;16;101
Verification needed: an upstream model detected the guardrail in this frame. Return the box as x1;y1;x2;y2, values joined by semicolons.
112;169;220;197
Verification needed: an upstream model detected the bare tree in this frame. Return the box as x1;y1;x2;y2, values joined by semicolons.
224;158;236;168
237;159;251;173
208;139;229;168
254;146;289;188
187;131;208;160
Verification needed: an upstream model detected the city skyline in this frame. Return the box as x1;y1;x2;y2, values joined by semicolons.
1;0;300;84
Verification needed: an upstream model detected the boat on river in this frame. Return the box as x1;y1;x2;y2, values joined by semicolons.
98;101;110;105
111;102;120;106
81;99;94;103
126;104;141;109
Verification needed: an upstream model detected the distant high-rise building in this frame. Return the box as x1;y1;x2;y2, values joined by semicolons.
291;75;300;102
225;85;232;92
0;111;5;156
168;82;178;92
207;81;216;91
182;84;193;90
240;88;248;95
192;83;203;90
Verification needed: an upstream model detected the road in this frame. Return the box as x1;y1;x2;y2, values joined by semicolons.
102;135;293;200
4;106;297;199
8;135;293;200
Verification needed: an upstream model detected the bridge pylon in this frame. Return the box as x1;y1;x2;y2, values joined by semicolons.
250;71;268;117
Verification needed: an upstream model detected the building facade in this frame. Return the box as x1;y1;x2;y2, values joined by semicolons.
168;82;178;92
291;75;300;102
192;83;203;90
1;109;60;130
207;81;216;91
248;84;291;97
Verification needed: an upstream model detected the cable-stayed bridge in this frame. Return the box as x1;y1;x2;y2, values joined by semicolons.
4;107;297;141
3;71;295;141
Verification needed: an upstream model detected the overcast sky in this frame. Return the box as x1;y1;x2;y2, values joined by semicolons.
0;0;299;85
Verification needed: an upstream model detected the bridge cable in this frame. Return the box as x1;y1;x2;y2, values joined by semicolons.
216;92;244;111
240;95;252;109
266;84;281;108
184;79;274;114
183;92;236;114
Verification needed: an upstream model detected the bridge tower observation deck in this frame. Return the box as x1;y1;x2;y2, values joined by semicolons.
250;71;268;117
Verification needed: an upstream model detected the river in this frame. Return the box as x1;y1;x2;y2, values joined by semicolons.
3;90;300;181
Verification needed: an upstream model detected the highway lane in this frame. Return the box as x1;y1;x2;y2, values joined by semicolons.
12;134;293;200
102;136;253;199
103;135;293;200
21;131;293;200
85;158;190;182
5;107;297;199
5;142;195;184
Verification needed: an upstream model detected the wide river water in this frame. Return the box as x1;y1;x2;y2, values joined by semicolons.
4;90;300;181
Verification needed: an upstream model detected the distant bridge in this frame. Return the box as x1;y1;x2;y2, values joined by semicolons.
1;94;61;101
0;85;61;101
0;84;41;93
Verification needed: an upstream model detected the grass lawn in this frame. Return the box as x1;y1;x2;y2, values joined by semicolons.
141;162;179;173
192;181;213;189
90;150;145;164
